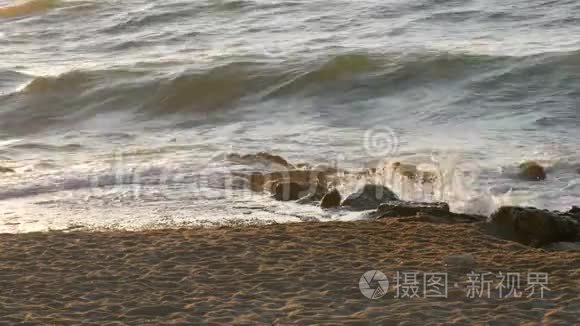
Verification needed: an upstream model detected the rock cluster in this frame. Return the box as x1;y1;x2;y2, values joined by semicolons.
231;152;580;249
340;184;399;211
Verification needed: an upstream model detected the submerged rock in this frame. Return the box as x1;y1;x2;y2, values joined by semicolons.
272;182;310;201
392;162;437;183
226;152;293;169
234;169;330;193
392;162;416;177
241;172;265;192
518;161;546;181
263;170;329;192
489;206;578;247
320;189;341;209
341;184;399;211
273;182;327;202
0;166;15;173
295;184;328;204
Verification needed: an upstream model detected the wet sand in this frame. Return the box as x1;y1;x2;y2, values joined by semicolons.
1;218;579;324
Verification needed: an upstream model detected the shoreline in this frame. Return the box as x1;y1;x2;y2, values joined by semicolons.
1;218;578;324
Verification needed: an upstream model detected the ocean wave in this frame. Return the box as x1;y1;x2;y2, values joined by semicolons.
142;62;279;114
21;70;96;94
101;0;272;34
0;69;151;134
0;70;30;96
2;50;580;133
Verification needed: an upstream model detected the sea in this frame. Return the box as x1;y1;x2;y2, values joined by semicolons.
1;0;580;232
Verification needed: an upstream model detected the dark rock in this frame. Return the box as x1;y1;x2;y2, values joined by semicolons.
295;184;328;204
488;206;578;247
0;166;15;173
373;201;485;223
567;206;580;241
273;182;327;202
376;201;450;217
568;206;580;217
518;161;546;181
233;169;330;193
341;184;399;211
417;213;486;224
263;170;329;193
273;182;309;201
320;189;341;209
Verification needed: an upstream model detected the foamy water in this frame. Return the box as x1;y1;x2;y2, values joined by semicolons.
1;0;580;232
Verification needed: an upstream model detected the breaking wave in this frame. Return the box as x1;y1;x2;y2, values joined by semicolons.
2;50;580;134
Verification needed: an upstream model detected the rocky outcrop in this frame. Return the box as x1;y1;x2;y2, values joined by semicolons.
341;184;399;211
488;206;579;247
518;161;546;181
372;201;485;223
320;189;341;209
234;169;333;193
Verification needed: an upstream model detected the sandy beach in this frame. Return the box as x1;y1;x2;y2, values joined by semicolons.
1;218;578;325
4;0;580;324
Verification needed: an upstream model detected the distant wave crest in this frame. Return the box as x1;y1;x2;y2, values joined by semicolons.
0;0;59;18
